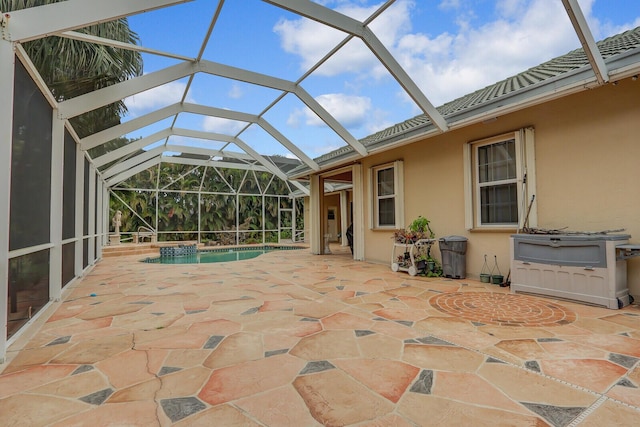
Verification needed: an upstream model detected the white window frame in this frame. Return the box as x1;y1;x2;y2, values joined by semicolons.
370;160;404;230
464;128;537;231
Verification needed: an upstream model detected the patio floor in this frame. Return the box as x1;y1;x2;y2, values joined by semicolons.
2;244;640;426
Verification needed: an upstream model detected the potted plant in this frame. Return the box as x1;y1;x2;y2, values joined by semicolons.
414;246;428;272
409;216;437;266
412;216;443;277
392;229;409;244
408;216;435;239
480;255;491;282
391;216;443;277
425;257;443;277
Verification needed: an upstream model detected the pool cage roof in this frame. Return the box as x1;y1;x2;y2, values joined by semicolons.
3;0;640;196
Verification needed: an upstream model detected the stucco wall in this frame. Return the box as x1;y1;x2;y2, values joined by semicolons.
359;76;640;298
303;196;310;243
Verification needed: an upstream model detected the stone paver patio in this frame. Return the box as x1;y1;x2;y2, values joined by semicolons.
1;245;640;426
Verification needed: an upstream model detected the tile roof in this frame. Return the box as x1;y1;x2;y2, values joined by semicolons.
435;26;640;118
294;26;640;174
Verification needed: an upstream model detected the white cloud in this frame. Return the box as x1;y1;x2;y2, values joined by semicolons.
439;0;461;10
274;2;385;77
289;93;372;128
274;16;346;72
202;116;247;135
273;0;638;109
397;0;586;105
495;0;529;19
228;83;244;99
578;0;640;39
125;81;193;116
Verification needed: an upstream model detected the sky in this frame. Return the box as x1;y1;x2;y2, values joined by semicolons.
122;0;640;161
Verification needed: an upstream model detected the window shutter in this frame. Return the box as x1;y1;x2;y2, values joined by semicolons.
394;160;404;230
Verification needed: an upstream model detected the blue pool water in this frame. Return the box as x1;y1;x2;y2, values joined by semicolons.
145;246;302;264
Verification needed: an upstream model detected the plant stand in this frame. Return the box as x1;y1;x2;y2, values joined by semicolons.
391;238;435;276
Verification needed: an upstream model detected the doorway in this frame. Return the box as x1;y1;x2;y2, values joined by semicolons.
327;206;338;242
310;164;362;258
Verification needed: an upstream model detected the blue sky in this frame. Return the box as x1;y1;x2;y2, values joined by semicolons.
123;0;640;160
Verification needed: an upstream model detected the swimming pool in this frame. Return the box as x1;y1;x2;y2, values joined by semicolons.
144;246;303;264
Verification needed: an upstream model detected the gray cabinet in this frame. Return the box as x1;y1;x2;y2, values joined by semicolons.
510;234;631;309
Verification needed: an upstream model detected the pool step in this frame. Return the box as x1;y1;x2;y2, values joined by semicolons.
102;244;157;258
102;241;199;258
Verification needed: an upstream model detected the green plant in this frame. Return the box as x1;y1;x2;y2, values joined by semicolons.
5;0;144;138
406;216;443;277
109;162;302;246
415;251;428;262
409;216;434;238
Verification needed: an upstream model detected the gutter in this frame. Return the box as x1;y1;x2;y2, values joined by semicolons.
288;49;640;181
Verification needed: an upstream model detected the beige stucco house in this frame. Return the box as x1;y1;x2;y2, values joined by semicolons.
2;2;640;363
296;26;640;301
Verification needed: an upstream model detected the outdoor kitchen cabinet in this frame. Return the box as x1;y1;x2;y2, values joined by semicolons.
510;234;632;309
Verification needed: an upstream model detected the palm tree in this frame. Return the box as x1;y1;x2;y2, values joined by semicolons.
2;0;143;138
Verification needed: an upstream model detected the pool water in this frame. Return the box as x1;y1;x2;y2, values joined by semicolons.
145;246;302;264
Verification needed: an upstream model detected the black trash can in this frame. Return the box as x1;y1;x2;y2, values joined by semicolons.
439;236;468;279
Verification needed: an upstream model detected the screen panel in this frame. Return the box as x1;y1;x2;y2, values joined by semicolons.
62;129;76;240
7;249;50;338
62;242;75;287
9;61;52;250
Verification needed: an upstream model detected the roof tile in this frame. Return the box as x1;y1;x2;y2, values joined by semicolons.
293;26;640;173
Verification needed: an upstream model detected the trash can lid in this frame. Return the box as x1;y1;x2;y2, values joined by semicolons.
439;235;468;242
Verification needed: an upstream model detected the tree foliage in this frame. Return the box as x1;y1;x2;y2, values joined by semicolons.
110;163;303;244
3;1;306;243
2;0;143;137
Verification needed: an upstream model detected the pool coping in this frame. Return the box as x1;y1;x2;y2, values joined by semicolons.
142;243;309;263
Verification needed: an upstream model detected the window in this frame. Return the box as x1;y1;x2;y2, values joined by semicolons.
478;138;518;224
371;160;404;229
464;129;536;230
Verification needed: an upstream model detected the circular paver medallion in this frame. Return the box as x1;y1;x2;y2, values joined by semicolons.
429;292;576;327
